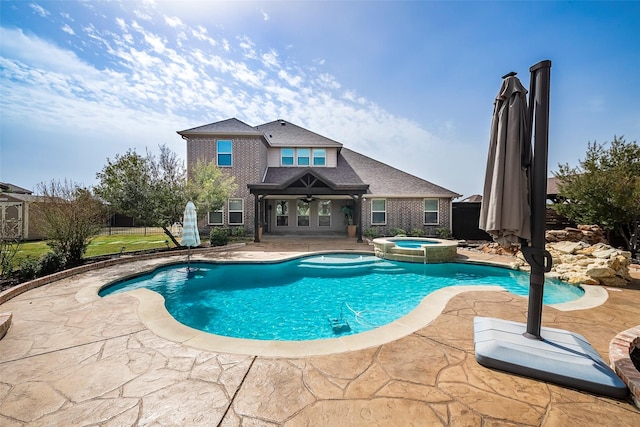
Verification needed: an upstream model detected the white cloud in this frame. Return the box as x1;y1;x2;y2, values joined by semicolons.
0;11;459;194
133;9;153;21
261;49;279;69
29;3;49;18
61;24;75;35
191;26;216;47
278;69;303;88
115;17;127;31
238;35;256;59
164;15;183;28
261;9;270;21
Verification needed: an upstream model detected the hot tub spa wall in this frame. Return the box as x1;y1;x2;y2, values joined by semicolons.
372;238;458;263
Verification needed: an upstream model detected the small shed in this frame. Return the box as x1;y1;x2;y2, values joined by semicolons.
0;183;46;240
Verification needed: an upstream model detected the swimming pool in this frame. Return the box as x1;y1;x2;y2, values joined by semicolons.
100;254;584;341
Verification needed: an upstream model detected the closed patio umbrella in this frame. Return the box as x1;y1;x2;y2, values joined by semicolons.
181;201;200;270
479;73;531;246
474;61;627;399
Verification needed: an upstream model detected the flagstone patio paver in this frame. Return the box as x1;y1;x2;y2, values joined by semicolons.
0;238;638;426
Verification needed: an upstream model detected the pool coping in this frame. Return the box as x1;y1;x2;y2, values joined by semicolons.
79;251;609;358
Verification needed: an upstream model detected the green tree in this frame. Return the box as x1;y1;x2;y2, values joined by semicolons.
95;145;186;246
554;136;640;255
95;145;236;246
36;180;106;267
186;159;237;213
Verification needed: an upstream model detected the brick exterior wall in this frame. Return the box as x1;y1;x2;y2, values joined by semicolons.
186;135;267;235
362;198;451;237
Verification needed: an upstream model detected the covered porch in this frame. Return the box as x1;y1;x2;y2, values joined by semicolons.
248;168;369;243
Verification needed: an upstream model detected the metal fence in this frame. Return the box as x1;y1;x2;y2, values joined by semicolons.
99;224;183;236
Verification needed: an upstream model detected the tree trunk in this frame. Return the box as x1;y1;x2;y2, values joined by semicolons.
162;226;180;247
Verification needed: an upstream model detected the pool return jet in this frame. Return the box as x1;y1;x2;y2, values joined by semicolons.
475;60;627;399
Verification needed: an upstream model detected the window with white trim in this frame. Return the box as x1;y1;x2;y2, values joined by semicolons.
297;200;310;226
276;200;289;226
208;209;223;225
281;148;294;166
318;200;331;226
371;199;386;225
297;148;310;166
313;149;326;166
228;199;244;225
424;199;439;224
217;140;232;166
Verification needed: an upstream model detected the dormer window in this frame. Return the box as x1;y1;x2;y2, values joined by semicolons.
280;147;327;166
281;148;294;166
313;149;326;166
297;148;310;166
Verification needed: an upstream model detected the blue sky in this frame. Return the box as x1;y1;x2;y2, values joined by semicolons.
1;1;639;198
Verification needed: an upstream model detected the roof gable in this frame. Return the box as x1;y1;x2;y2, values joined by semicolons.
177;118;259;136
282;169;335;191
256;120;343;148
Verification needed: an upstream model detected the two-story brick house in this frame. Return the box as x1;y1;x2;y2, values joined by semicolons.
177;118;460;242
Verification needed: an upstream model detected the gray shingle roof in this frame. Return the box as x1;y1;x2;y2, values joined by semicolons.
177;118;260;135
0;182;32;194
340;148;461;197
256;120;343;148
179;118;460;198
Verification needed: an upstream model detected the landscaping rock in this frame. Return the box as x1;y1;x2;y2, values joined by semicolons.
545;243;632;286
545;224;607;245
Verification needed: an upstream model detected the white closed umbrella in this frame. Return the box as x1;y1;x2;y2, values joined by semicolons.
181;201;200;271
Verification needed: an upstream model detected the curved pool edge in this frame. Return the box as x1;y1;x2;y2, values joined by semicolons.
549;284;608;311
72;250;609;358
128;285;507;358
120;283;608;358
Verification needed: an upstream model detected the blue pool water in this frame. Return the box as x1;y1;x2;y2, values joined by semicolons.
391;239;438;249
100;254;584;341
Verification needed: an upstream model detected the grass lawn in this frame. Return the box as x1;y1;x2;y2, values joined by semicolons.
14;234;181;265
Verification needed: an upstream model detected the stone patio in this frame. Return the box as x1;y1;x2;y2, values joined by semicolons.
0;237;639;426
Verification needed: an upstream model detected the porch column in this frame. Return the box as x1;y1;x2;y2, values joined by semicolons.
253;194;260;243
356;195;363;243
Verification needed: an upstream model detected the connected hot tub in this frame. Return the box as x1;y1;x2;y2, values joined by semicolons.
372;237;459;263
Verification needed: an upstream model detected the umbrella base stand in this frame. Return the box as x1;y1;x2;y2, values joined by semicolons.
474;317;628;399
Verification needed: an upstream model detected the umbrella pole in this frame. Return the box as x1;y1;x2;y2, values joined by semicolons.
523;60;552;340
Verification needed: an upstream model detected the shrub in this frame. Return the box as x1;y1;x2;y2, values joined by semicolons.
230;226;247;238
209;227;230;246
435;227;453;239
389;228;407;237
39;251;67;276
409;228;425;237
363;228;380;239
0;238;21;279
36;180;105;267
17;256;39;281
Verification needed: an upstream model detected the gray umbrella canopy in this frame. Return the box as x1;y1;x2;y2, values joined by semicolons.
180;201;201;248
479;75;532;246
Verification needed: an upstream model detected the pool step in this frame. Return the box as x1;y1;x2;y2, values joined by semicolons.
298;259;403;273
